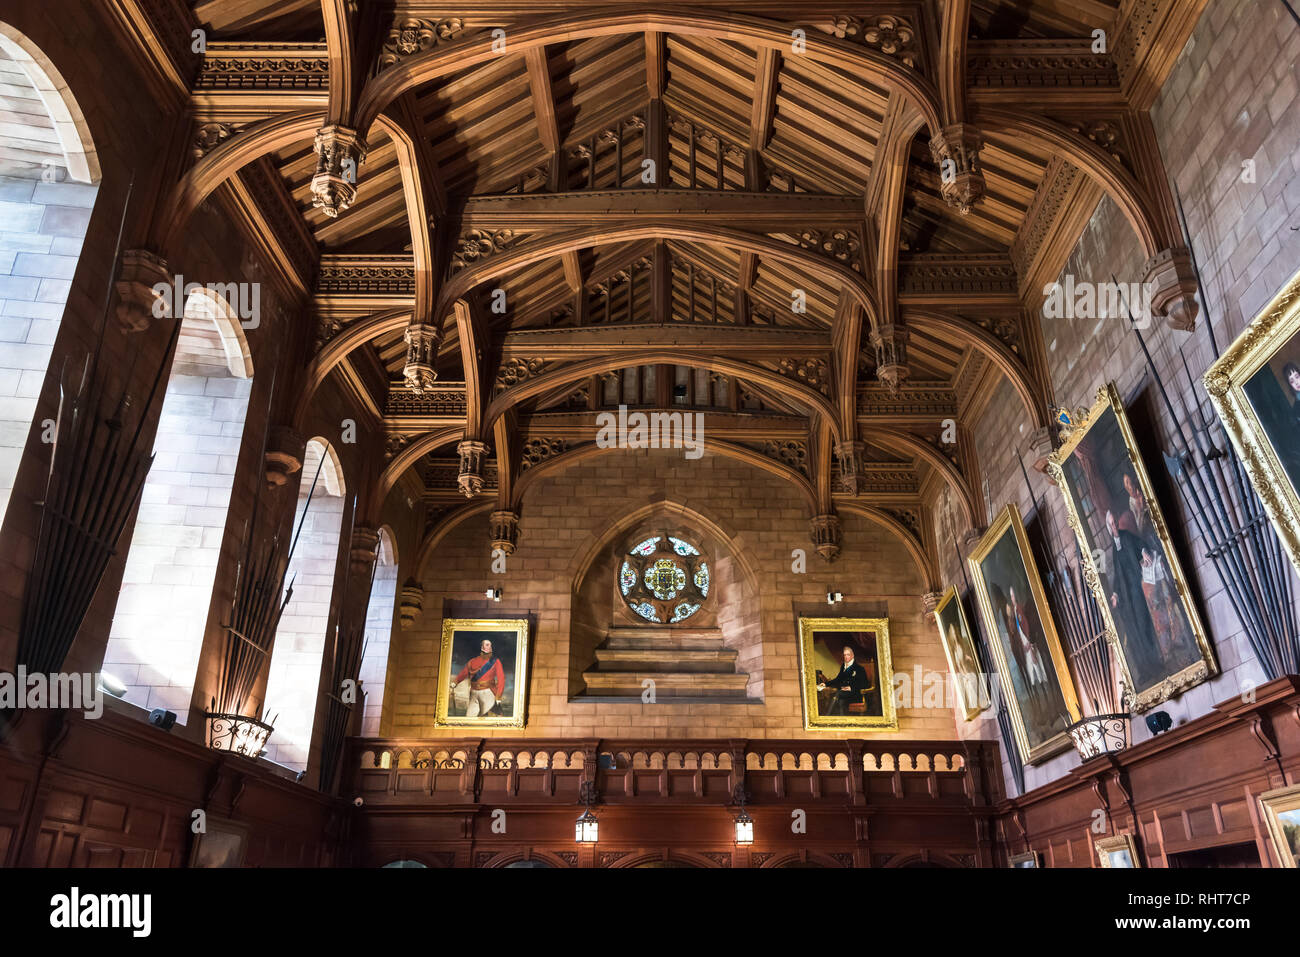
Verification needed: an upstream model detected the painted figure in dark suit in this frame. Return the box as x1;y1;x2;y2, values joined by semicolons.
816;645;872;715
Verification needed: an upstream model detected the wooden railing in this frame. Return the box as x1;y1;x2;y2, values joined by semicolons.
344;737;1002;807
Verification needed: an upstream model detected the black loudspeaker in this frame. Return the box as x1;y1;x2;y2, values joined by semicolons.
148;708;177;731
1145;710;1172;736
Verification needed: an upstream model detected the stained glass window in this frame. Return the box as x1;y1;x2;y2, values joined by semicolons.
619;531;710;624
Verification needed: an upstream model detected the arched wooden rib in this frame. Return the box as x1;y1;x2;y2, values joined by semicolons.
836;501;938;591
376;426;462;502
867;426;979;528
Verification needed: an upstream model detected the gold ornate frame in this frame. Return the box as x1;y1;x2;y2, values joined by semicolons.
1007;850;1041;868
796;617;897;731
967;504;1080;764
435;617;530;729
932;585;988;721
1258;783;1300;868
1048;382;1217;712
1205;266;1300;575
1094;833;1140;868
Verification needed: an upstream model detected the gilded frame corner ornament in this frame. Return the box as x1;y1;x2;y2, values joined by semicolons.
1258;782;1300;868
796;617;897;731
932;585;988;721
1048;382;1217;713
1094;832;1140;868
434;617;530;729
1204;266;1300;578
966;504;1080;765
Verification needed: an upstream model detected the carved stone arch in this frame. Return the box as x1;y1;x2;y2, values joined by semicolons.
354;11;943;137
836;502;937;591
974;108;1169;256
903;309;1048;429
483;352;843;446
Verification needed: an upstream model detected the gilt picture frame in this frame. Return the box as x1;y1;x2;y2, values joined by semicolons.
967;505;1080;764
1094;833;1140;868
434;618;530;729
932;586;989;721
796;617;896;731
1258;783;1300;868
1048;382;1217;712
1204;266;1300;576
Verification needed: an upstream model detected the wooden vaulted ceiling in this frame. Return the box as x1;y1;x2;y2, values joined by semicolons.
169;0;1208;569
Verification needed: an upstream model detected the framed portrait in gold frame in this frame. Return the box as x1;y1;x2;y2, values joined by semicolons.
967;504;1080;764
1258;783;1300;867
434;618;530;729
796;617;896;730
1205;266;1300;576
932;586;989;721
1008;850;1041;868
1048;383;1217;712
1095;833;1140;868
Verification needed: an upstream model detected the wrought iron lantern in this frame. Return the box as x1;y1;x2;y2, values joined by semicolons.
206;711;274;757
1065;712;1131;760
575;780;599;843
732;784;753;845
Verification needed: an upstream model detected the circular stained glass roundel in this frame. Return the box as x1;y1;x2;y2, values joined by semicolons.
619;532;710;624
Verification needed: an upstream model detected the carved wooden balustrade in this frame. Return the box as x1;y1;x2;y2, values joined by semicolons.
345;737;1003;808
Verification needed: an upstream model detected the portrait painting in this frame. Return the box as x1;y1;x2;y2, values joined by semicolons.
932;586;989;720
1259;783;1300;868
189;817;247;868
1050;383;1216;711
1205;267;1300;576
434;618;530;728
1094;833;1140;868
797;617;896;730
968;505;1079;764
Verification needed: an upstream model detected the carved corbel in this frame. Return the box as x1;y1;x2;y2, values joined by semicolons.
489;509;520;555
402;321;441;393
834;440;867;495
311;125;368;218
920;590;944;623
349;526;381;575
1142;247;1199;332
810;513;843;562
399;579;424;630
456;439;490;497
114;248;171;333
264;426;305;490
869;323;910;393
928;123;986;215
1023;425;1056;479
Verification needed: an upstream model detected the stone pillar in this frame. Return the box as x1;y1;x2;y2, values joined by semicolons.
928;123;985;214
402;321;441;393
489;509;520;555
457;439;490;497
809;513;842;562
263;425;305;490
1142;247;1199;332
869;324;910;393
114;248;171;332
399;579;424;630
311;125;367;218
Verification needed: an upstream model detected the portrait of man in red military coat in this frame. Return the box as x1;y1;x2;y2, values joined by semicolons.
451;637;508;717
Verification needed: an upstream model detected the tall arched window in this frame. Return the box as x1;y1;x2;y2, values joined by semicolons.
0;23;100;524
358;527;398;736
264;438;346;773
101;290;253;725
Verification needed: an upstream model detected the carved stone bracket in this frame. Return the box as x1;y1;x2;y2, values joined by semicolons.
833;439;866;494
810;513;842;562
399;578;424;630
311;125;367;218
264;425;305;489
489;509;520;555
869;324;910;394
920;590;944;623
193;121;236;159
1023;425;1056;478
960;525;986;552
1142;247;1199;332
349;526;381;575
403;321;441;393
928;123;986;215
457;439;490;497
114;248;171;333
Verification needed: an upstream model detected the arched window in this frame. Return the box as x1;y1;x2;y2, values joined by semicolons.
357;527;398;735
263;438;346;773
618;533;711;624
0;23;100;524
101;289;253;725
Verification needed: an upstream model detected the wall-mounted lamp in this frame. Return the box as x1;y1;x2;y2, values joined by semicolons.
575;780;599;843
826;590;843;606
732;784;754;845
98;672;128;698
485;587;503;602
